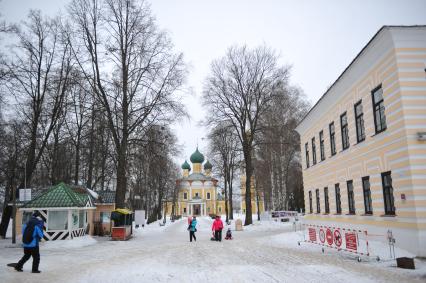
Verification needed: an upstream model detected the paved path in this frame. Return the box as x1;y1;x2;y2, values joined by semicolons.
0;217;424;283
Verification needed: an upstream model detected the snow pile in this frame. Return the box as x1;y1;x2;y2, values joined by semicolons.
243;219;294;232
42;235;98;250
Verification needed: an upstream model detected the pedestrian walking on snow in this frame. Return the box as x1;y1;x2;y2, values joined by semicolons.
14;211;44;273
212;215;224;242
188;216;197;242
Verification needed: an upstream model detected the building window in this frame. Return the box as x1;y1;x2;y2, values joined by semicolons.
207;192;211;200
324;187;330;214
335;184;341;214
362;177;373;215
100;212;110;223
48;210;68;230
183;208;187;213
372;85;387;134
347;180;355;214
315;189;320;213
79;210;85;228
319;130;325;161
382;172;395;215
195;192;199;197
305;142;310;168
329;122;336;156
219;207;222;212
340;112;350;150
308;191;313;214
354;101;365;142
311;137;317;165
183;192;187;200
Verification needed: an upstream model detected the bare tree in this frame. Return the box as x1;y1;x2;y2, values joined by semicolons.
0;11;73;237
203;45;289;225
208;123;240;222
255;85;309;211
69;0;186;208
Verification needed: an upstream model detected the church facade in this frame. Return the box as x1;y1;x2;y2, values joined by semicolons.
166;148;226;217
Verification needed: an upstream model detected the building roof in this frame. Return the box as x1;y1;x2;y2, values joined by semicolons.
181;160;191;171
295;25;426;134
96;190;116;204
181;172;217;182
22;183;94;208
204;160;213;170
190;147;205;164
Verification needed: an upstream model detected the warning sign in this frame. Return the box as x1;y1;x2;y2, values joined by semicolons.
319;229;325;243
326;228;333;245
303;224;369;256
334;229;342;247
308;228;316;242
345;232;357;251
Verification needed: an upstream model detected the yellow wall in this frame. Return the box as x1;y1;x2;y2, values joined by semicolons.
298;42;426;229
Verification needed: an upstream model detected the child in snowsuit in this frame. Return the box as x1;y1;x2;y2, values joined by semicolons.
225;228;233;240
15;211;44;273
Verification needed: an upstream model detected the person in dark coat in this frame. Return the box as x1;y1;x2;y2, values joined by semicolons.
15;211;44;273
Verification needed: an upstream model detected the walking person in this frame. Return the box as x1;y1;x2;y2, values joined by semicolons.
212;215;224;242
188;216;197;242
15;211;44;273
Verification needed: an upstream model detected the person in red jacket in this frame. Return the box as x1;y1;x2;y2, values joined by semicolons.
211;215;224;242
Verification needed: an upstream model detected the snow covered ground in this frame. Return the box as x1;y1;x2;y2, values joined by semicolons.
0;217;425;283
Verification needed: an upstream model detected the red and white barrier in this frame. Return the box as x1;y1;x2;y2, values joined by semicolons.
303;224;370;256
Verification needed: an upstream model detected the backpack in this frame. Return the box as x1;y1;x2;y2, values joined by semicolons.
22;224;35;244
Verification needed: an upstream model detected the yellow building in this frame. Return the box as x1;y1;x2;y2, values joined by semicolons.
295;26;426;256
240;175;265;215
166;148;226;217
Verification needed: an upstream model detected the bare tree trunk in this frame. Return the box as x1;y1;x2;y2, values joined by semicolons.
243;142;253;226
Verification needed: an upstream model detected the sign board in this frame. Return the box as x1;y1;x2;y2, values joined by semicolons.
134;210;146;227
345;232;357;251
303;224;369;256
308;228;316;242
235;219;243;231
19;189;32;202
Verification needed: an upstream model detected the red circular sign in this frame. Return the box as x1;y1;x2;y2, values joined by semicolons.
334;229;342;247
319;229;325;243
326;229;333;245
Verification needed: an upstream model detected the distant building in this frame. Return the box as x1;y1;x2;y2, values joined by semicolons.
165;148;226;217
295;26;426;256
240;174;265;215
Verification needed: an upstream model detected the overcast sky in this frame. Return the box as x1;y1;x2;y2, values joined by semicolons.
1;0;425;164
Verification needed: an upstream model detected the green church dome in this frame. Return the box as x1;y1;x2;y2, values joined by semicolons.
204;160;213;170
190;147;205;164
181;160;191;171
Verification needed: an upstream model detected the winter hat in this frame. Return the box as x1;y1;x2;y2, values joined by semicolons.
32;211;41;218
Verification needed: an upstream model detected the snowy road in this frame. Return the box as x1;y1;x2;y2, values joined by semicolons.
1;217;425;283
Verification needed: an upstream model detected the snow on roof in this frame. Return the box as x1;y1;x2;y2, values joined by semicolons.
87;188;99;200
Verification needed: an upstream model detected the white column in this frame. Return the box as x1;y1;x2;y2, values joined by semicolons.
203;203;206;216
